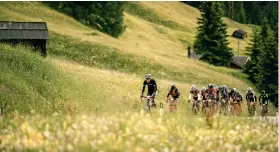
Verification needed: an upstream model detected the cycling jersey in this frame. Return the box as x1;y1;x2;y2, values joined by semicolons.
246;91;257;102
259;93;269;104
233;94;243;102
190;89;200;96
201;91;207;100
206;89;216;100
142;79;157;96
167;89;180;99
220;88;228;99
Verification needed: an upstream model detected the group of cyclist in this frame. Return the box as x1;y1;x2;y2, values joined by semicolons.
140;74;270;116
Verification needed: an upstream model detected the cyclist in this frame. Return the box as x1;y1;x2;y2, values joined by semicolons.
201;87;208;114
213;84;220;102
188;84;200;103
220;85;228;101
141;74;158;108
207;84;216;98
201;87;207;101
228;88;237;101
206;84;217;108
166;85;180;112
232;91;243;116
219;85;229;114
246;87;257;109
259;90;269;114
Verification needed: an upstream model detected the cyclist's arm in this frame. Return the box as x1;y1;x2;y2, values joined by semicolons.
254;95;257;102
245;94;248;101
141;81;146;96
166;91;171;97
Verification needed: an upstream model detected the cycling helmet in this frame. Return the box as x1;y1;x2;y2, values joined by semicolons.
145;74;151;80
171;85;177;90
232;88;237;92
202;87;206;90
191;84;196;89
209;84;214;89
247;87;252;91
261;90;266;94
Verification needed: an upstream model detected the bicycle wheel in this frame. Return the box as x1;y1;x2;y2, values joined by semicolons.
146;99;151;111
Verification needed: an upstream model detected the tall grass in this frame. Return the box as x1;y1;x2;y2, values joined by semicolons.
1;111;277;151
0;44;71;115
0;44;129;117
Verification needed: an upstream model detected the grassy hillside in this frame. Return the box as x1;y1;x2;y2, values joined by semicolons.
0;2;277;151
0;2;254;86
0;0;276;119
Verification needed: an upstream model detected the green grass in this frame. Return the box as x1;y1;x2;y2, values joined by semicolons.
125;2;186;31
0;44;131;117
1;111;278;151
47;32;256;89
0;2;277;150
47;32;199;83
0;44;70;115
153;25;168;34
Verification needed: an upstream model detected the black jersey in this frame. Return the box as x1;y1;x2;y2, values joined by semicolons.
142;79;157;95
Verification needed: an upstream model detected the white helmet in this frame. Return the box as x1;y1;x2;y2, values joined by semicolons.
201;87;206;91
145;74;151;80
191;84;196;89
247;87;252;91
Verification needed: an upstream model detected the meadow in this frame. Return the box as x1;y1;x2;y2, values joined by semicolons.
0;2;277;151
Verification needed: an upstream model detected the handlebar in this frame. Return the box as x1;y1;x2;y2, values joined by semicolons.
140;96;154;101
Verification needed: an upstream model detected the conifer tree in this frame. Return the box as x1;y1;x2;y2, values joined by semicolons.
257;19;278;106
244;27;262;83
193;2;233;66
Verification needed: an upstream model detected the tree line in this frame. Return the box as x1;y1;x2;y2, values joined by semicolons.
183;1;278;32
244;18;278;106
193;2;278;106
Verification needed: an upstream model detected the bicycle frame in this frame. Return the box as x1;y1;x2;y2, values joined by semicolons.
261;103;268;117
167;96;177;113
248;101;256;116
141;95;155;111
192;97;200;114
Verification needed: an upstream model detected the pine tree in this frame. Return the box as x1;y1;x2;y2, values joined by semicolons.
257;19;278;106
244;27;262;83
193;2;233;66
260;17;270;40
238;2;247;23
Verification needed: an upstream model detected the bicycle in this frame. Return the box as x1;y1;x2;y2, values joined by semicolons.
227;99;235;116
219;98;228;115
261;103;268;118
232;101;241;116
191;96;200;115
248;101;256;116
167;96;178;113
141;95;156;112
